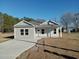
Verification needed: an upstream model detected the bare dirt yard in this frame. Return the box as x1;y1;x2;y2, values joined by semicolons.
0;32;13;43
19;33;79;59
0;32;79;59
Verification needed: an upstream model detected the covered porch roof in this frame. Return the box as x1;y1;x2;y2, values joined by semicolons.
35;20;59;28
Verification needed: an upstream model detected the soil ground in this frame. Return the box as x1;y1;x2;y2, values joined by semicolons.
0;32;13;43
25;33;79;59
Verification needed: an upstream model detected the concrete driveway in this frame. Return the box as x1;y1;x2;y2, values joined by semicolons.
0;39;35;59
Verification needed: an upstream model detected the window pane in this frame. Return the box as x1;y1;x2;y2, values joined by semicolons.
21;33;24;35
25;33;28;35
54;29;56;34
20;29;24;35
25;29;28;32
41;29;44;34
38;30;40;31
25;29;28;35
21;29;24;32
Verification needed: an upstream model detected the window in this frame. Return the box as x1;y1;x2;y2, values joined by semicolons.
41;29;44;34
20;29;24;35
59;29;60;33
25;29;28;35
54;29;56;34
38;30;40;31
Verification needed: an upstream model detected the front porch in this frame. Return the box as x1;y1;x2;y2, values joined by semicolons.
35;27;62;39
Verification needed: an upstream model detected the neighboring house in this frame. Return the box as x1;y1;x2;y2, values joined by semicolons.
14;20;62;42
62;23;77;33
62;27;75;33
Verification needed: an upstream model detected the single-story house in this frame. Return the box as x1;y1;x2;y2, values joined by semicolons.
62;22;79;33
14;20;62;42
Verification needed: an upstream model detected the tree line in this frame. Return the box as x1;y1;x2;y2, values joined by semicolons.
0;12;19;32
0;12;36;32
61;13;79;32
0;12;79;33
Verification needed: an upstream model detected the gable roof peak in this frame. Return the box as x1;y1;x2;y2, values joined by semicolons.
14;20;34;28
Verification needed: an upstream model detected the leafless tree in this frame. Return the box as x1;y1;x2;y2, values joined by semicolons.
61;12;79;32
73;13;79;31
60;13;74;32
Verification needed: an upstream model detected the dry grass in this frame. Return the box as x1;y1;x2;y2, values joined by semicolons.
0;32;79;59
22;33;79;59
0;32;13;43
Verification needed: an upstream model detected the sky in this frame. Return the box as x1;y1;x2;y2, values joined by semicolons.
0;0;79;20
